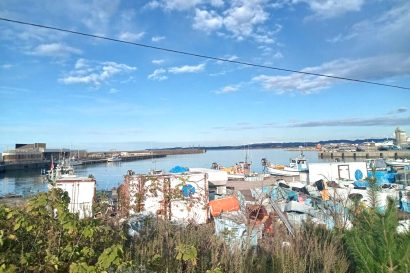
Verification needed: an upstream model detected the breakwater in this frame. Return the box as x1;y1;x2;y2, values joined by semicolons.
0;149;204;173
319;150;410;159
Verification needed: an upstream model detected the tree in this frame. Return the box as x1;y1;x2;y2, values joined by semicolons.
345;199;410;273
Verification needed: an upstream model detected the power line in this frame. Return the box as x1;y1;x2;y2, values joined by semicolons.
1;17;409;91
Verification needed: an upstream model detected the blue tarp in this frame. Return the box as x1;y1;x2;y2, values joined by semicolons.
367;170;395;184
181;184;195;197
354;181;369;188
169;166;189;173
214;216;261;248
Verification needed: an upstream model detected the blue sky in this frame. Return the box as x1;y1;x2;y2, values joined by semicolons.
0;0;409;151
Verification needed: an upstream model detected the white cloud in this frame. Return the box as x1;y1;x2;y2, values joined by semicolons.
210;0;224;7
152;59;165;65
60;59;136;85
148;0;202;11
216;55;239;64
223;1;269;39
151;36;165;42
168;63;205;73
253;54;410;93
215;84;240;94
118;31;145;42
145;0;224;10
294;0;365;19
148;63;206;80
144;1;161;9
326;33;358;43
148;68;168;81
273;52;283;59
329;2;410;54
29;43;82;57
193;9;223;32
75;58;88;69
147;0;278;44
80;0;121;33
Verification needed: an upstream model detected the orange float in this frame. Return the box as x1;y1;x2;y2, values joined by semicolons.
209;196;240;217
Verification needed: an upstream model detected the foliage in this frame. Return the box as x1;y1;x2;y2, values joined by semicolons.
366;167;380;209
3;187;409;273
345;199;410;273
0;189;127;272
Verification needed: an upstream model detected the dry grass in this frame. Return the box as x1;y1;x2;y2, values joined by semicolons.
126;219;350;273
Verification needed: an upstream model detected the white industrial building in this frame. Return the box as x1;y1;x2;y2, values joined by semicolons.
49;177;96;219
308;162;368;184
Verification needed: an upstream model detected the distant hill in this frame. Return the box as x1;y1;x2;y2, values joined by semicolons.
163;138;393;150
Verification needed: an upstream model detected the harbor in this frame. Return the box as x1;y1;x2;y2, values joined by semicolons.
1;145;409;273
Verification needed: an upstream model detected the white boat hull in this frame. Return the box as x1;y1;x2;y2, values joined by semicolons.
266;166;300;176
107;158;122;162
386;161;409;167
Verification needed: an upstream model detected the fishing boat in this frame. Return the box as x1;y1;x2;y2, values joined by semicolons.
211;161;251;179
385;159;409;167
262;155;308;176
70;156;83;166
45;158;96;219
107;156;122;162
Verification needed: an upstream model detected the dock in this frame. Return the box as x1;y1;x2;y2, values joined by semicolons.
319;150;410;159
0;161;50;173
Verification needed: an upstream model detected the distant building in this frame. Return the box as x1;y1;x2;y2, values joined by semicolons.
15;143;46;151
1;143;88;163
2;143;46;163
394;127;409;147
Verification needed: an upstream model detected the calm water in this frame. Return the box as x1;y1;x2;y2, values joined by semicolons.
0;149;326;196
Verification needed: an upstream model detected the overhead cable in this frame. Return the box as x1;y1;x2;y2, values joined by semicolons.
0;17;409;90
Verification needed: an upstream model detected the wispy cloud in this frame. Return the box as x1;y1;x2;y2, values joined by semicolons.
168;63;205;74
145;0;202;11
387;107;408;115
148;68;168;81
148;63;206;81
80;0;121;34
214;84;241;94
28;43;82;57
253;54;410;94
288;116;410;127
118;31;145;42
215;55;239;64
294;0;365;19
59;59;136;85
152;59;165;65
151;36;165;42
325;1;410;54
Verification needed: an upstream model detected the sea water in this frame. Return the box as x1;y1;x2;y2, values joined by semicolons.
0;149;325;196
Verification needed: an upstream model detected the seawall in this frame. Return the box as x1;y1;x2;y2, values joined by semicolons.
319;150;410;159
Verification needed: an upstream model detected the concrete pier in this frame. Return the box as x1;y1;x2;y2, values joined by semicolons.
319;150;410;159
